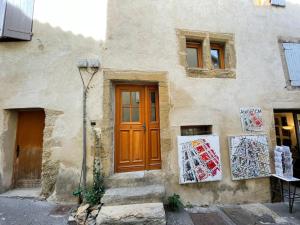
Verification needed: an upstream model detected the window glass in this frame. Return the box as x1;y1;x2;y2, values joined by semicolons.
211;49;220;69
187;47;198;67
131;92;140;107
132;107;139;122
122;92;130;107
181;125;212;136
150;92;156;121
122;107;130;122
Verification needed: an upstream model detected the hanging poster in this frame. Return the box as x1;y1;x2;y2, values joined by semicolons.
177;135;222;184
240;107;263;132
228;135;271;180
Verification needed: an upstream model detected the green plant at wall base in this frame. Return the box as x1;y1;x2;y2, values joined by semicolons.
73;159;105;205
86;160;105;205
167;193;183;211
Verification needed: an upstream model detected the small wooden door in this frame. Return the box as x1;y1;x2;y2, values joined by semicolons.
14;110;45;187
115;85;161;172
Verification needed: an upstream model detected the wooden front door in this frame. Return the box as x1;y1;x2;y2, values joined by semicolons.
115;84;161;172
14;110;45;187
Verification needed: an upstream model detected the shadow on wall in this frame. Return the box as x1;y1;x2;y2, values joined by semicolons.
0;19;103;203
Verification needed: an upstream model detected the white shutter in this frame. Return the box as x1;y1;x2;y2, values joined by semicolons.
283;43;300;87
271;0;286;7
0;0;7;36
0;0;35;40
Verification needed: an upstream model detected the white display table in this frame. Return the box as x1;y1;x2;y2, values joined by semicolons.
271;174;300;213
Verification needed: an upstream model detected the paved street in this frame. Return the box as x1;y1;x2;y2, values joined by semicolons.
167;202;300;225
0;195;299;225
0;197;71;225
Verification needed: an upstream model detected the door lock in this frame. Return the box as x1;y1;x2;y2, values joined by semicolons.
142;123;146;131
16;145;20;158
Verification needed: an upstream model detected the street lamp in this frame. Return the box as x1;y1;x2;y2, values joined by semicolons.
77;58;100;190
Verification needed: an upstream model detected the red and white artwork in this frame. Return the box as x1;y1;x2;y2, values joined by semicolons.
240;107;263;132
177;135;222;184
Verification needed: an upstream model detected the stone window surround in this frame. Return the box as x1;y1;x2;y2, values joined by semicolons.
177;29;236;78
101;70;171;177
278;36;300;91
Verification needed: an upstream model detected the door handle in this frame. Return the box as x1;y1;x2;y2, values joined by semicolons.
142;123;146;131
16;145;20;158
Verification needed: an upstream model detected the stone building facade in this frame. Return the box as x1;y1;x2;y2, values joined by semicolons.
1;0;300;205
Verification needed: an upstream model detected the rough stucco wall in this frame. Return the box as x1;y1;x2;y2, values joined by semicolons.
102;0;300;205
0;20;103;201
1;0;300;205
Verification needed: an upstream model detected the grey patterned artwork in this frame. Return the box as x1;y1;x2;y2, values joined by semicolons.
228;135;271;180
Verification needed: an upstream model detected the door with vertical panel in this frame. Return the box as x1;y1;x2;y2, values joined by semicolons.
14;110;45;187
115;84;161;172
147;86;161;170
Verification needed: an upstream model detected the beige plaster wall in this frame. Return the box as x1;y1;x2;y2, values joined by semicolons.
1;0;300;205
102;0;300;205
0;20;103;201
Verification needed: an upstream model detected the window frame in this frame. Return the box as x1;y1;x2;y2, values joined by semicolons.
186;41;203;68
177;29;236;79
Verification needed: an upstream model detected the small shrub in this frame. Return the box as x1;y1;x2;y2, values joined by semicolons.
167;193;183;211
73;159;105;205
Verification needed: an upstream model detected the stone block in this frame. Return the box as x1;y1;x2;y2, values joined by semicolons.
102;184;165;206
96;203;166;225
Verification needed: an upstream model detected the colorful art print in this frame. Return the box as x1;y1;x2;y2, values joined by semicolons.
240;107;263;132
228;135;271;180
177;135;222;184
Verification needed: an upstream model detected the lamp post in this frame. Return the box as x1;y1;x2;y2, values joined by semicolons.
77;59;100;190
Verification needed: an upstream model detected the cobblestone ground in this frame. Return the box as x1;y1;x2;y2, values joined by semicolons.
0;197;71;225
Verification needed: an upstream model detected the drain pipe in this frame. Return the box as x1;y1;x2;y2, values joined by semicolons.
77;59;100;190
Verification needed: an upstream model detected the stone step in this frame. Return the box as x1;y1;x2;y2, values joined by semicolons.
104;170;164;188
96;202;166;225
101;184;165;206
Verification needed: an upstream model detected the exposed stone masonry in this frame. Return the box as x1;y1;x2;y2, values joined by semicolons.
41;109;64;198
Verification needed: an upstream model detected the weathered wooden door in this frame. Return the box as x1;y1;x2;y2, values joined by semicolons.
14;110;45;187
115;85;161;172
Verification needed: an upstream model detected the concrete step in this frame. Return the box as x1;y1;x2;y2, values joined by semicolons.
101;184;165;206
104;170;164;188
96;202;166;225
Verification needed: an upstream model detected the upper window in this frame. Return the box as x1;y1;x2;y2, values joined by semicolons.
0;0;35;41
282;42;300;87
177;30;236;78
255;0;286;7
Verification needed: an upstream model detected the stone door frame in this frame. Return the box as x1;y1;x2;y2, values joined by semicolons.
101;70;171;176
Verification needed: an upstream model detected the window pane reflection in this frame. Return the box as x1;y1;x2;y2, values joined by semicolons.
122;107;130;122
131;92;140;107
150;92;156;121
187;48;198;67
122;92;130;107
211;49;220;69
132;107;140;122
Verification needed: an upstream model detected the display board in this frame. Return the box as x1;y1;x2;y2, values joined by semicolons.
240;107;263;132
177;135;222;184
229;135;271;180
